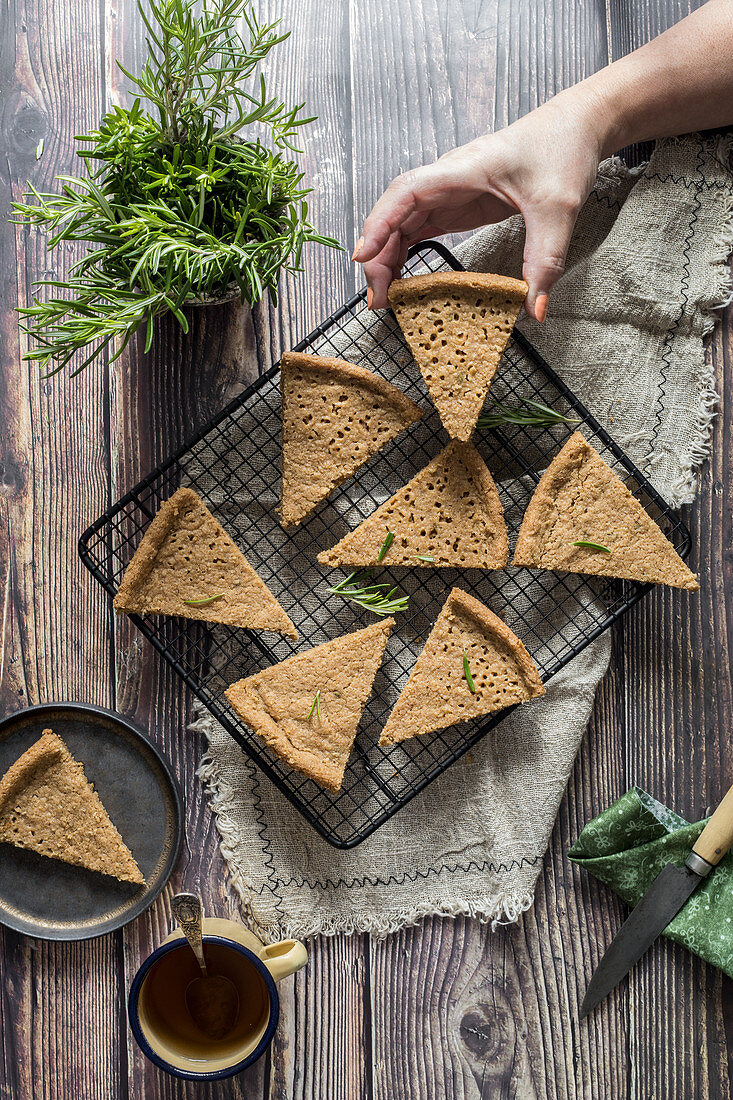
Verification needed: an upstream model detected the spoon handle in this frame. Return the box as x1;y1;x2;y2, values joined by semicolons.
171;893;208;976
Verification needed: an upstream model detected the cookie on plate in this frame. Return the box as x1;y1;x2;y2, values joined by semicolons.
0;730;144;884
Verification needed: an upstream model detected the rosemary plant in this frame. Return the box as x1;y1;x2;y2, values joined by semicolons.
13;0;339;376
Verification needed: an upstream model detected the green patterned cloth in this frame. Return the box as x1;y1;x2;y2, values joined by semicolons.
568;787;733;978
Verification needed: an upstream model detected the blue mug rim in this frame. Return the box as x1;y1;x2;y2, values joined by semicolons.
128;933;280;1081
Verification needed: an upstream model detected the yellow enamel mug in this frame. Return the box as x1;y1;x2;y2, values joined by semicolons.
128;917;307;1080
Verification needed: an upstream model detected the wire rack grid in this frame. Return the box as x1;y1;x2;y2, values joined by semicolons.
79;241;692;848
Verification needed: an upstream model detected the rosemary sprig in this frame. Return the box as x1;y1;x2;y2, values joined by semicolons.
327;570;409;617
306;689;321;722
572;540;611;553
183;592;225;605
477;397;580;430
377;531;394;563
463;652;476;694
415;554;435;563
13;0;340;377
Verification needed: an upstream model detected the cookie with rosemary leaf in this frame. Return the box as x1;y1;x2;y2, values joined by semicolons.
225;619;394;792
380;588;544;746
318;440;508;570
512;431;699;589
114;487;297;637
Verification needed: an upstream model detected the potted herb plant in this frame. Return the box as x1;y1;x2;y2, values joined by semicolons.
13;0;339;377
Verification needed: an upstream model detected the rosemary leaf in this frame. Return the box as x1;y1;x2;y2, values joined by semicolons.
377;530;395;563
183;592;225;605
327;570;409;617
572;540;611;552
306;689;321;722
477;396;580;431
463;652;476;694
414;554;435;563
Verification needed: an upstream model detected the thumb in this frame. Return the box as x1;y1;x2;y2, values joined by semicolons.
520;204;577;322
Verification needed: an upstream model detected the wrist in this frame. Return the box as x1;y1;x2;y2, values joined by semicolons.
553;79;630;161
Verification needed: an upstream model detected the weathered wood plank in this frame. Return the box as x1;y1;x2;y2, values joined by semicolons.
98;0;269;1093
618;315;732;1099
244;6;373;1099
0;0;122;1097
353;2;612;1098
606;2;732;1096
252;0;357;371
607;0;707;61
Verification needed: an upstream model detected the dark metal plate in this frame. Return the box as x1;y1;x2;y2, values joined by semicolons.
0;703;183;940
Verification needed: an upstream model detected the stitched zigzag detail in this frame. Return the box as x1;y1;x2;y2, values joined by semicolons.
648;141;706;459
252;853;543;896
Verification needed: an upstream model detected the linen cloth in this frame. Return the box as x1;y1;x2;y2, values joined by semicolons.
194;134;733;941
569;787;733;977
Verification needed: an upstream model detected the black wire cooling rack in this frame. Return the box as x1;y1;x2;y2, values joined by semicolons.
79;241;692;848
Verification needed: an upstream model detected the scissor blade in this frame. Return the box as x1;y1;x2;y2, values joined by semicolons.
580;862;702;1018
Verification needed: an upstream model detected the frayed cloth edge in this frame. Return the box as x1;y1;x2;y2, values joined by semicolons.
194;706;537;941
665;134;732;506
260;892;537;942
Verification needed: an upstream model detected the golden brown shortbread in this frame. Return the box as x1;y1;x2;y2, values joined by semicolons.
280;351;423;527
380;588;544;746
114;487;297;637
317;440;508;570
0;730;144;884
512;432;699;590
388;271;528;440
225;619;394;792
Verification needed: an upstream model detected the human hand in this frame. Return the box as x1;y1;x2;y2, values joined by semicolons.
352;90;611;321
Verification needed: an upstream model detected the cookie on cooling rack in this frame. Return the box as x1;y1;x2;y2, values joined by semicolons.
318;440;508;570
380;588;544;746
114;487;298;637
225;619;394;792
512;431;699;589
388;271;528;442
280;351;423;528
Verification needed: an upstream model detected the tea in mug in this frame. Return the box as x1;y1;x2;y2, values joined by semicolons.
138;941;268;1061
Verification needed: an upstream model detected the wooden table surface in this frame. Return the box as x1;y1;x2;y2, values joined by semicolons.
1;0;731;1096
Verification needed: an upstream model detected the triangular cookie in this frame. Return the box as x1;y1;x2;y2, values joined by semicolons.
380;589;544;746
0;730;144;884
225;619;394;791
388;272;527;440
281;351;423;527
114;487;298;637
318;440;508;570
512;432;699;590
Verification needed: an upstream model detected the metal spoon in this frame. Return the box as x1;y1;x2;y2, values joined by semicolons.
170;893;240;1041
